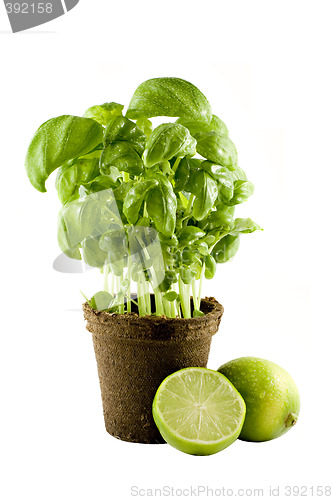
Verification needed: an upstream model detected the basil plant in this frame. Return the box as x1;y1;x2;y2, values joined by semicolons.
26;77;261;318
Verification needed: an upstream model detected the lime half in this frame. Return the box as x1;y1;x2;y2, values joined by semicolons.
152;367;246;455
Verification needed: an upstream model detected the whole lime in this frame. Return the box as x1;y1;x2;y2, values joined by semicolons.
217;357;300;442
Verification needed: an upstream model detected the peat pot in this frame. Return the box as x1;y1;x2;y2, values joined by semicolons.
83;297;223;444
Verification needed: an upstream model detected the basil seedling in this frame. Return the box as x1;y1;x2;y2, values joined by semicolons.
26;77;262;318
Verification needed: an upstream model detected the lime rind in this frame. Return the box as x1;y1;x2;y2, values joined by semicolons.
152;367;246;455
217;357;300;442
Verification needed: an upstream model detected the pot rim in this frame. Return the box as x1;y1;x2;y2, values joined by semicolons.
83;296;224;341
83;296;223;324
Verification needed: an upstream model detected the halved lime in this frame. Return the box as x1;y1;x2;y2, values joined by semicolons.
152;367;246;455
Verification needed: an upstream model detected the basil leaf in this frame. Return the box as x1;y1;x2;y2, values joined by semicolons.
196;131;238;170
100;141;144;176
81;236;108;268
186;169;218;221
204;254;217;279
57;211;82;260
230;166;248;181
90;291;114;311
136;117;153;137
146;174;177;236
177;114;228;136
99;229;128;264
26;115;103;192
58;197;100;250
201;160;234;202
212;234;240;263
173;157;190;192
55;157;100;205
225;180;255;205
83;102;124;126
178;226;206;246
143;123;196;168
198;210;234;232
123;178;159;224
126;77;212;124
230;218;262;235
85;174;120;193
103;116;146;154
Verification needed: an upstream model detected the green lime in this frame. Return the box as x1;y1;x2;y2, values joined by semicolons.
152;367;246;455
218;357;300;442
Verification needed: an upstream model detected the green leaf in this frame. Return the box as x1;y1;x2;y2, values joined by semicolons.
199;210;235;232
173;157;190;192
55;157;100;205
26;116;103;192
230;166;248;181
180;248;201;267
136;117;153;137
90;291;114;311
190;170;218;221
103;116;146;154
212;234;240;263
58;197;101;251
126;77;212;124
146;175;177;236
193;309;205;317
182;159;203;193
81;236;108;268
84;174;119;193
143;123;196;168
180;267;196;284
196;131;237;170
177;114;228;136
83;102;124;126
123;178;159;224
178;226;206;246
226;180;255;205
158;270;178;292
194;241;209;255
57;211;82;260
164;291;179;302
99;228;128;265
230;218;262;234
201;160;234;202
204;254;217;279
100;141;144;176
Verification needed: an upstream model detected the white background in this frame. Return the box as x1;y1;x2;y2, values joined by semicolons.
1;1;332;499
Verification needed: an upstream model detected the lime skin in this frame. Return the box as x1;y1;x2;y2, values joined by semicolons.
218;357;300;442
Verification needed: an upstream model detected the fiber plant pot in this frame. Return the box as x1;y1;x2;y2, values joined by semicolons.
83;296;223;444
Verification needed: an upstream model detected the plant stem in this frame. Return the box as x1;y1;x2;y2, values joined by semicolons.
127;255;131;313
183;193;195;218
120;270;125;314
110;271;115;297
154;288;164;316
137;275;146;316
198;263;205;310
143;201;149;219
192;278;199;311
144;278;151;315
169;284;178;318
123;171;130;183
179;277;191;318
103;263;109;292
172;157;181;173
